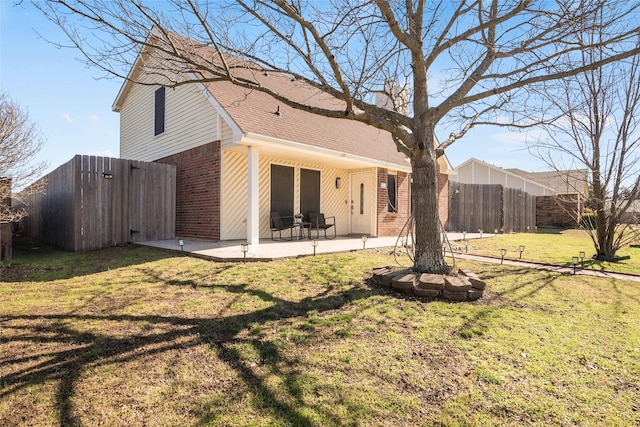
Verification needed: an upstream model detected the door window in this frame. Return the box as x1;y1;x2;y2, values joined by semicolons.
270;164;294;222
300;168;320;220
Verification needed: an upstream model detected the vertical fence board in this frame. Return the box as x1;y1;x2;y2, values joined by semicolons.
130;160;141;242
72;155;82;251
112;159;122;246
99;157;108;247
90;155;99;250
120;159;130;244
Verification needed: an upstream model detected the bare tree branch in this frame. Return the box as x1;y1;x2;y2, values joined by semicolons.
531;16;640;257
0;93;48;224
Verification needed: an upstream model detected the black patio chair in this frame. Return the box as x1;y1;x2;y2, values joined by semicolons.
270;211;296;241
308;212;336;239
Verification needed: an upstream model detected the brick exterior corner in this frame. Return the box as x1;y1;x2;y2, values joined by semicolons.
376;169;410;236
156;142;221;239
375;167;450;237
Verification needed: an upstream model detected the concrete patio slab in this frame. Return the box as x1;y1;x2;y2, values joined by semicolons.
139;233;640;282
139;232;475;261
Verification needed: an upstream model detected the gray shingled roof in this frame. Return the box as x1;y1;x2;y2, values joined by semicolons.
198;55;411;169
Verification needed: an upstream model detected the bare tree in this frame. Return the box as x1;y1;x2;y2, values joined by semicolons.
34;0;640;273
0;93;47;225
532;21;640;259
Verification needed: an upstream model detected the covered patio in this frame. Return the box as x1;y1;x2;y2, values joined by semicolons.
140;232;476;261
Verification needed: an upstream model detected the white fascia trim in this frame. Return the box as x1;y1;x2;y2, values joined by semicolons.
112;48;146;112
240;132;412;173
113;30;163;112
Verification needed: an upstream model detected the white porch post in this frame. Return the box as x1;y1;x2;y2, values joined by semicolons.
247;146;260;246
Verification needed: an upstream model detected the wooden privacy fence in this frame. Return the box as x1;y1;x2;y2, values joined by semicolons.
20;155;176;251
1;178;11;260
448;182;536;233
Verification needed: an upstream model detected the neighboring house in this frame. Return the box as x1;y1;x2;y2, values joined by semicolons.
507;167;589;227
504;168;589;197
450;158;588;227
113;35;453;245
449;158;556;196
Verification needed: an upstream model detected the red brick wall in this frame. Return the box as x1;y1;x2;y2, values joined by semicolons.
375;168;450;236
376;169;410;236
536;194;581;227
156;142;221;239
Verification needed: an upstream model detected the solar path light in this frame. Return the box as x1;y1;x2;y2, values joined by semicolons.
240;243;249;263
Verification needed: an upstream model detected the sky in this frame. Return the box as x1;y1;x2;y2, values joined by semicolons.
1;1;549;181
1;1;121;177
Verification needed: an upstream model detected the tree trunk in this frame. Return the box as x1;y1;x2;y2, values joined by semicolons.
411;148;449;274
596;214;617;259
592;184;617;259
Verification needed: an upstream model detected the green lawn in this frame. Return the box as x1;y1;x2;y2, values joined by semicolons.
1;238;639;426
454;228;640;274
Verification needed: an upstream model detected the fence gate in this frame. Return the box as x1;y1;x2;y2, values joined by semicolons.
21;155;176;251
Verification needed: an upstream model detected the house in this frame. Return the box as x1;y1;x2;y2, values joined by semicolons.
504;168;589;196
113;34;453;245
450;158;588;227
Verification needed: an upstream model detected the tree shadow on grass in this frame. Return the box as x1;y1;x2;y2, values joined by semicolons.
451;266;564;338
585;277;640;320
479;267;565;302
457;260;640;340
1;236;180;283
0;280;375;426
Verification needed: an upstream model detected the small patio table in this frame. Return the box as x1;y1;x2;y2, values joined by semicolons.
293;221;311;240
301;222;312;239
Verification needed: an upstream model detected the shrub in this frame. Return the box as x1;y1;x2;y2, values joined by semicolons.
580;208;596;229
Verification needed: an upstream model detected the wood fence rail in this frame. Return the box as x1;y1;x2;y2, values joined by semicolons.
448;182;536;233
20;155;176;251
